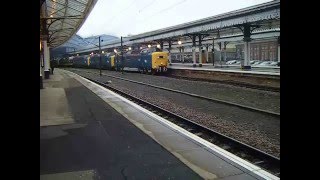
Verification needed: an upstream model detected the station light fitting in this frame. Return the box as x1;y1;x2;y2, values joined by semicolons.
178;40;182;45
128;47;132;50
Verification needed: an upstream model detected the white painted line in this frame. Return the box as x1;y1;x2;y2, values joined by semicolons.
63;69;279;180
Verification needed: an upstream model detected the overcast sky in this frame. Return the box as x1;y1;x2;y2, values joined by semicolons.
77;0;272;38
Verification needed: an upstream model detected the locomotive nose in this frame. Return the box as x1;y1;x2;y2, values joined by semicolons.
152;52;168;73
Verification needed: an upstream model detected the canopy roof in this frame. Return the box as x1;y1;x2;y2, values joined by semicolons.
41;0;97;47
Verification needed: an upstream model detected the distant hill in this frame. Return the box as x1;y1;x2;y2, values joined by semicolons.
83;34;119;45
63;34;119;50
51;34;120;58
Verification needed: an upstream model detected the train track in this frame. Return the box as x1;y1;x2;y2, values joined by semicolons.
167;74;280;93
75;72;280;177
71;68;280;117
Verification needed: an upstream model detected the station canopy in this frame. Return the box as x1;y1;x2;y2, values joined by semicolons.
42;0;97;48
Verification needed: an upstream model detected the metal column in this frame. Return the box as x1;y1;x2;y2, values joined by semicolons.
43;40;50;79
182;47;185;63
218;42;222;67
192;35;196;67
47;45;51;74
206;45;209;63
40;3;48;81
243;41;251;68
198;35;202;67
179;47;182;62
160;40;164;51
168;40;172;65
278;46;280;63
199;47;202;67
192;47;196;67
277;36;280;63
212;39;215;66
224;42;227;62
241;24;252;69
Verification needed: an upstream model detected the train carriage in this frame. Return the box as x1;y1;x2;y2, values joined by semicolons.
88;54;100;69
69;47;168;75
103;54;115;70
72;55;88;68
87;53;115;70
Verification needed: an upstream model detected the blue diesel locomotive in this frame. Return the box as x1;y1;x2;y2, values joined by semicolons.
70;47;168;74
115;47;168;74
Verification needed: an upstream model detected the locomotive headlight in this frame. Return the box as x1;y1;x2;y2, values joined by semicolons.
114;49;117;53
157;44;161;48
178;40;182;45
128;47;132;50
102;51;105;54
148;44;151;48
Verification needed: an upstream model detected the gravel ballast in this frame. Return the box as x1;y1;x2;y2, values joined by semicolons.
69;69;280;158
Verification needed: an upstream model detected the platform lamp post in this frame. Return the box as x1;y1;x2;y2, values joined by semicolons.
121;36;124;74
178;40;182;62
84;36;104;76
98;36;104;76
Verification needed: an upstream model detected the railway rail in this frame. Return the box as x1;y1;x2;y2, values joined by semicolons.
167;74;280;93
70;68;280;117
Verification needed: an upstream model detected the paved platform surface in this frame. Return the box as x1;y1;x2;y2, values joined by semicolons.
40;69;278;180
169;63;280;75
40;69;201;179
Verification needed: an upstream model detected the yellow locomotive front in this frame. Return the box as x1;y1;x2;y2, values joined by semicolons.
152;52;169;73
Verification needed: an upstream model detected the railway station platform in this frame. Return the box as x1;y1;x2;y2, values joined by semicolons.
167;63;280;90
168;63;280;75
40;68;278;180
